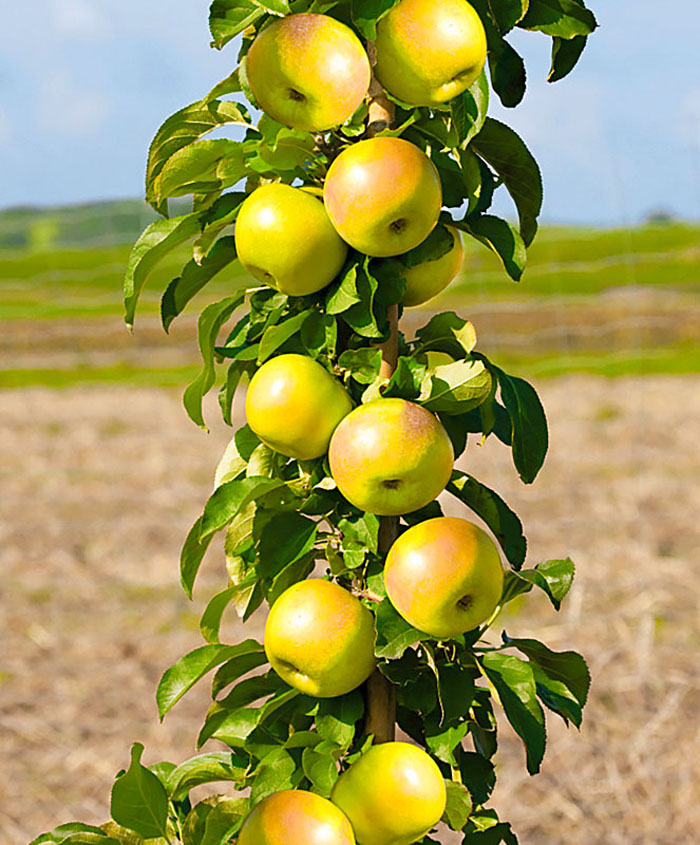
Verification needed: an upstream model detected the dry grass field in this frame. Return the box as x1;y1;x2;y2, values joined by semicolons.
2;375;698;844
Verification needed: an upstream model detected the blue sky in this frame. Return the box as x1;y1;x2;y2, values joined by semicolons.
1;0;698;224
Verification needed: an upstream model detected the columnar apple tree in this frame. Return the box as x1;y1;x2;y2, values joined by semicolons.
33;1;598;843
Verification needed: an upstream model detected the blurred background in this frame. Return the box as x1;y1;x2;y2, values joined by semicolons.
1;1;699;843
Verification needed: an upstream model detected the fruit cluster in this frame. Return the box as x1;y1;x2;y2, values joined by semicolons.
229;6;502;838
32;0;598;841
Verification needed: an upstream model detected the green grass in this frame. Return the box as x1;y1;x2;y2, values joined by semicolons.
0;364;201;389
1;201;698;386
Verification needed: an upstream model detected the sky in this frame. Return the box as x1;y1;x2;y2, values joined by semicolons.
0;0;699;225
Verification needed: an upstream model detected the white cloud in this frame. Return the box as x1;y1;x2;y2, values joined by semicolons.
37;72;109;137
50;0;106;39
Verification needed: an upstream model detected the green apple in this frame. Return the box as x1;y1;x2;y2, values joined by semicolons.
374;0;487;107
246;354;352;460
246;13;371;132
239;790;356;845
385;517;504;637
323;137;442;257
328;398;454;515
399;226;464;306
264;579;377;697
235;183;347;296
331;742;446;845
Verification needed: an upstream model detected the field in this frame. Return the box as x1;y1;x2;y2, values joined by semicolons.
1;204;699;843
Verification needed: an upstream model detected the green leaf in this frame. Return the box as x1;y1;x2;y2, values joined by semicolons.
123;213;201;328
351;0;400;39
396;224;454;270
458;751;495;806
219;361;252;427
200;476;286;539
488;361;548;483
110;743;169;840
194;191;247;263
258;309;314;363
180;515;215;599
302;745;340;796
479;653;546;775
167;753;247;800
471;0;528;34
337;511;380;555
157;139;247;201
419;358;493;415
183;294;244;429
448;473;526;568
338;347;382;384
472;118;542;246
425;719;470;765
161;236;238;332
182;795;249;845
316;690;364;748
203;688;300;747
302;310;338;359
501;634;591;713
157;641;263;718
520;0;598;37
250;746;301;802
442;780;473;830
146;99;251;212
463;808;518;844
415;311;477;357
209;0;266;49
487;35;526;108
451;69;490;147
326;261;362;315
258;511;318;580
375;599;426;659
200;587;238;644
503;557;575;609
458;214;526;282
212;645;269;698
548;34;588;82
29;824;118;845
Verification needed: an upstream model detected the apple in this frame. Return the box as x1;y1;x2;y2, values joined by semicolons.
246;354;353;460
399;226;464;306
264;579;377;697
385;517;504;637
235;183;347;296
323;137;442;257
328;398;454;515
374;0;487;107
239;790;356;845
245;13;371;132
331;742;446;845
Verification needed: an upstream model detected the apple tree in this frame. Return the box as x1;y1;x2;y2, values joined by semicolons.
32;0;598;843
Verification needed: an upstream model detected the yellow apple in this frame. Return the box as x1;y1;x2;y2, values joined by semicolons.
264;579;377;697
246;354;352;460
331;742;446;845
328;398;454;515
385;517;504;637
235;183;347;296
374;0;487;107
238;789;356;845
323;137;442;257
246;13;371;132
399;226;464;306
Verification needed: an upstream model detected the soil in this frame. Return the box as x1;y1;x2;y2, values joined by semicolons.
1;376;699;844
